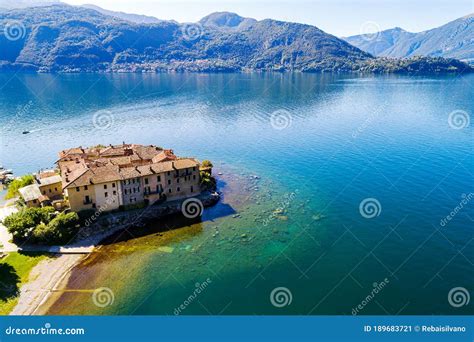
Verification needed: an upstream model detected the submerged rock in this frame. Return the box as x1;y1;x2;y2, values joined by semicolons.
312;214;326;221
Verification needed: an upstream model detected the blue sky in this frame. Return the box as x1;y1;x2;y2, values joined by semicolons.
62;0;474;36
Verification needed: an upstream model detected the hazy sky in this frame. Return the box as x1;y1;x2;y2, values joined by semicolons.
62;0;474;36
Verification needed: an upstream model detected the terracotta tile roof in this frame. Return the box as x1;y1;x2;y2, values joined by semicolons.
152;149;177;163
65;165;122;188
59;144;199;189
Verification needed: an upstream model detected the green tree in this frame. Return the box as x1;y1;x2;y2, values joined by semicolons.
200;171;216;191
2;207;80;245
5;175;35;199
32;212;79;245
201;160;213;168
3;207;54;241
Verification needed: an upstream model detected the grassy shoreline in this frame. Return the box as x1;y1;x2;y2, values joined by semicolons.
0;252;50;315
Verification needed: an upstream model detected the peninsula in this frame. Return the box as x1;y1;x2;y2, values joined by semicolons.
4;143;217;246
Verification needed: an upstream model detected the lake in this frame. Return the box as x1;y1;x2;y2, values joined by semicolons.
0;72;472;315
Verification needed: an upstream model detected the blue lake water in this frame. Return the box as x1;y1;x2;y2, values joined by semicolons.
0;72;472;315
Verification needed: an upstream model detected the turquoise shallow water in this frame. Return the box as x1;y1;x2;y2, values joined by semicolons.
0;73;472;315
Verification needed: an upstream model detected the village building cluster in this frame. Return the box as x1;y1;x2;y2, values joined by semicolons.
19;144;207;213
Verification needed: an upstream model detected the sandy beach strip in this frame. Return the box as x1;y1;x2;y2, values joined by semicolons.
9;253;85;315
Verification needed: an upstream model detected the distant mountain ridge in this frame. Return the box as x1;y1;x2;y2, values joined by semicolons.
344;14;474;63
0;5;471;74
80;4;167;24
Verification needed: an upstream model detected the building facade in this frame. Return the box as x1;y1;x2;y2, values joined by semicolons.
58;144;204;213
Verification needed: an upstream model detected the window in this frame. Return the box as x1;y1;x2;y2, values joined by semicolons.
84;185;88;190
112;183;116;188
76;187;80;192
193;175;196;180
105;192;108;198
157;175;161;182
42;191;46;195
33;199;37;204
177;178;180;183
84;195;90;204
168;180;171;185
133;188;136;193
191;186;194;192
113;191;117;196
145;178;149;185
167;171;170;176
177;187;180;192
54;187;57;191
168;189;172;193
193;167;196;171
49;189;51;193
104;184;107;189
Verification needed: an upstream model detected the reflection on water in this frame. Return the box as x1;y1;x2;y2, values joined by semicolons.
1;73;472;315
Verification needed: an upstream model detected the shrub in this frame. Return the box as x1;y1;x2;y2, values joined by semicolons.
201;160;213;168
32;212;79;245
3;207;79;245
3;207;54;241
200;171;216;191
5;175;35;199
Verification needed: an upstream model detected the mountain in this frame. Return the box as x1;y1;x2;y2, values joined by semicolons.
80;4;165;24
199;12;257;30
344;14;474;63
343;27;416;56
0;0;61;10
0;4;471;73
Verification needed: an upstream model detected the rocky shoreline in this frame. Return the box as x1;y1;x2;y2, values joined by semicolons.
75;191;220;243
9;191;220;315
